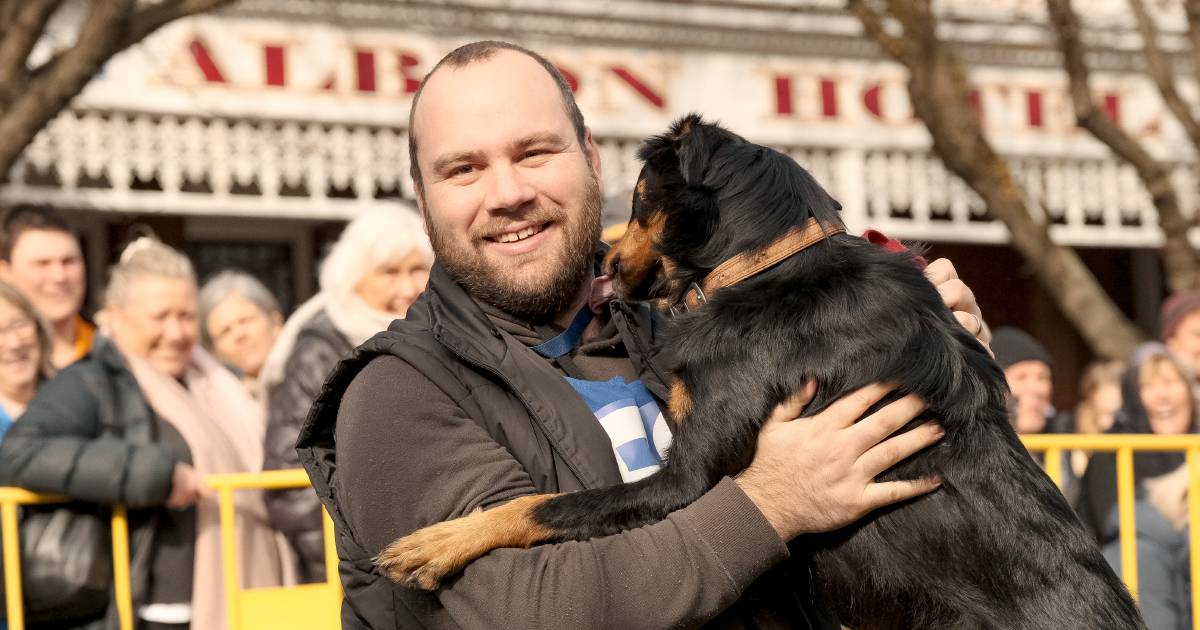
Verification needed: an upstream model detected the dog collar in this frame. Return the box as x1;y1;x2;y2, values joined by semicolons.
676;217;845;313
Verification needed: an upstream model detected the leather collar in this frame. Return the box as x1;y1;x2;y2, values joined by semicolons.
677;217;845;313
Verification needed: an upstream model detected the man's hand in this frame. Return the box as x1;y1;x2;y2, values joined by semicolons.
167;463;212;509
925;258;991;348
736;382;943;542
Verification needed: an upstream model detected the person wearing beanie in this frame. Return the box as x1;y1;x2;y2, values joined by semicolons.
991;326;1056;435
1161;290;1200;383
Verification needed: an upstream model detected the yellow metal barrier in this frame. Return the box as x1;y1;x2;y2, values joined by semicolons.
1022;433;1200;630
207;469;341;630
1;470;340;630
4;436;1198;628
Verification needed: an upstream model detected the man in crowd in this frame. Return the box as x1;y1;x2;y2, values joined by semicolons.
1161;290;1200;383
0;205;92;368
298;41;990;629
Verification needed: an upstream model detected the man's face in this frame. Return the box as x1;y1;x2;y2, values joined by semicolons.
412;50;602;320
1166;311;1200;377
0;229;85;325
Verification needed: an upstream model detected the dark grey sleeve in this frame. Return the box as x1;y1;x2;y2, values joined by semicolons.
264;333;347;582
336;355;790;629
0;367;175;509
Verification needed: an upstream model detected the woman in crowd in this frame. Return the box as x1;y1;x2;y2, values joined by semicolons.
1079;343;1195;630
0;283;54;630
198;270;283;399
0;238;291;630
261;206;432;582
1067;360;1125;480
0;282;55;442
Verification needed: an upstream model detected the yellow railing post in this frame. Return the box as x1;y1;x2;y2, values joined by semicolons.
218;487;242;630
1043;447;1064;490
1116;447;1139;600
323;507;339;587
111;505;133;630
1187;448;1200;630
2;500;24;630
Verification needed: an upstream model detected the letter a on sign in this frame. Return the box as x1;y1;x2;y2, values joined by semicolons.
189;39;226;83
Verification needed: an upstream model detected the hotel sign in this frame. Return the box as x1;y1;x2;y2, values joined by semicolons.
79;15;1187;156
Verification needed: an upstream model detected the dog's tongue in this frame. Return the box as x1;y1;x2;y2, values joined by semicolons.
589;275;614;313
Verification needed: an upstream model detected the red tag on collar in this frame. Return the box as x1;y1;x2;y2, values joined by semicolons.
862;229;928;270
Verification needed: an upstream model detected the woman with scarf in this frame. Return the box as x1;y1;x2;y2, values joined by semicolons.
260;206;432;583
0;238;291;629
1078;343;1195;630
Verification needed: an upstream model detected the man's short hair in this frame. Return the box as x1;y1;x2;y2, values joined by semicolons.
0;204;76;262
407;41;587;197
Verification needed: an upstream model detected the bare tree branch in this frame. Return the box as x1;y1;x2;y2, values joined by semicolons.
119;0;234;51
847;0;912;65
852;1;1146;357
0;0;134;175
1186;0;1200;88
0;0;235;180
1129;0;1200;153
1047;0;1200;292
0;0;62;107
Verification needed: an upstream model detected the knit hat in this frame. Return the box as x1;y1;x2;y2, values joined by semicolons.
1159;290;1200;341
991;326;1053;371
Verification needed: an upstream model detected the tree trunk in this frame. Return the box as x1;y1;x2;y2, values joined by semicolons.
0;0;235;180
1047;0;1200;293
850;0;1145;359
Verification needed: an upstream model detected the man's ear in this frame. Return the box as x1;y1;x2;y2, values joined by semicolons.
583;127;602;182
0;260;11;281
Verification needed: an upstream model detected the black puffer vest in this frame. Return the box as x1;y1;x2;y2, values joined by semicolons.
297;263;828;629
297;263;674;628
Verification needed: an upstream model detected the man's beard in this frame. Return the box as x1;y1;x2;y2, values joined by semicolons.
428;173;602;321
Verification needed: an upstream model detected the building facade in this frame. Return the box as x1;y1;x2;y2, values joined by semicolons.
3;0;1196;405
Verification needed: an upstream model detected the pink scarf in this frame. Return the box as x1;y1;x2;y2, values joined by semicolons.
126;347;295;630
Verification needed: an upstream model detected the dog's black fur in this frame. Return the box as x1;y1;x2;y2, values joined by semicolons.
380;115;1143;628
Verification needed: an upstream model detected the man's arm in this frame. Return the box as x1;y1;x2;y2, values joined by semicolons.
336;355;939;628
336;355;792;629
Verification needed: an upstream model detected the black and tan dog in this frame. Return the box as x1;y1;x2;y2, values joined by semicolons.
378;115;1143;628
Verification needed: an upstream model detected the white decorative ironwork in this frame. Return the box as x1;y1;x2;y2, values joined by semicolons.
5;108;1197;248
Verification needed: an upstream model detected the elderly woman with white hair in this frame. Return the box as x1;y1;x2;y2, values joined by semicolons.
0;238;291;630
199;270;284;398
261;205;432;583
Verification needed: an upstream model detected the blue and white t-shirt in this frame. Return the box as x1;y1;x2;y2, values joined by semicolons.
564;376;674;482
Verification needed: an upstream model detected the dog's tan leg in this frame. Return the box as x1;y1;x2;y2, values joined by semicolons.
377;494;558;590
669;379;692;423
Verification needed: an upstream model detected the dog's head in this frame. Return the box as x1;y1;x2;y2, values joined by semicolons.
602;114;843;304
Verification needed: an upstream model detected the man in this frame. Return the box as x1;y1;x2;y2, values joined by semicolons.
1161;290;1200;381
0;205;92;368
298;41;991;629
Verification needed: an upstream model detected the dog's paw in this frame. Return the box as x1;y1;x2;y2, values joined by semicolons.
376;495;559;591
376;520;476;590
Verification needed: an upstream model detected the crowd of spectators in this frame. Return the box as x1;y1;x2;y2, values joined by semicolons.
0;203;432;630
996;293;1200;630
0;199;1197;629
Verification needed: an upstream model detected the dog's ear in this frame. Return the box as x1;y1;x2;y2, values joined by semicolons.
670;114;716;186
664;184;721;257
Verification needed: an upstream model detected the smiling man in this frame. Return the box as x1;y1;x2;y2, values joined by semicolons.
297;41;990;630
0;205;93;369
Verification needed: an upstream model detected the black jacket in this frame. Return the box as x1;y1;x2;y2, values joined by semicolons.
264;309;354;582
0;337;177;628
297;263;831;629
